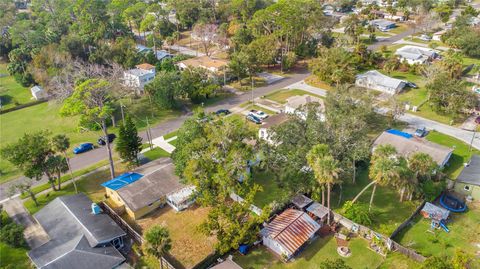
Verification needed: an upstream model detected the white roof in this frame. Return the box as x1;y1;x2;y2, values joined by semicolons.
395;45;437;60
167;186;195;205
31;85;44;93
125;68;153;77
356;70;405;90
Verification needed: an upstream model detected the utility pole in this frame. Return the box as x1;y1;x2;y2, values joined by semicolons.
146;117;153;150
251;75;254;106
469;130;476;152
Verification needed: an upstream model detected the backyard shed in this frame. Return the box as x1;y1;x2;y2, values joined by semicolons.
291;194;313;210
261;208;321;260
306;202;329;224
421;202;450;221
30;85;48;100
454;155;480;200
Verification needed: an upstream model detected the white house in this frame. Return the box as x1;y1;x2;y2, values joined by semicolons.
258;113;288;144
123;63;156;93
355;70;406;95
284;95;325;120
177;56;229;74
261;208;320;260
395;45;439;65
370;19;397;31
432;30;446;41
30;85;48;100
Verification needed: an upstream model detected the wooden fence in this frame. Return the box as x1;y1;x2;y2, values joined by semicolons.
99;202;178;269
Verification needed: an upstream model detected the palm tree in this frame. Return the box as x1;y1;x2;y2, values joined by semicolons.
52;135;77;193
307;144;342;224
143;225;172;269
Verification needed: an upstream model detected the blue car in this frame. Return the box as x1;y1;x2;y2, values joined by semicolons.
73;143;94;154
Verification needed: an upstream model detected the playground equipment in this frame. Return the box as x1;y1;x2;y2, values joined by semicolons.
440;194;467;213
439;220;449;233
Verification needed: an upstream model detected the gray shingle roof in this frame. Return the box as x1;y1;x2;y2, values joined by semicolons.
117;160;184;211
395;46;438;61
28;194;126;269
356;70;406;91
457;155;480;186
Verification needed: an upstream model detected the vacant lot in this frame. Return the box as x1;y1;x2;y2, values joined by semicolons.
395;202;480;267
132;205;216;269
265;89;323;104
0;63;32;110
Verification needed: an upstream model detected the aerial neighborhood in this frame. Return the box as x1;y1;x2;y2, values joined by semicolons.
1;0;480;269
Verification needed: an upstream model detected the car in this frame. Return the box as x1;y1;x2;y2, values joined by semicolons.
407;82;418;89
97;134;116;146
475;116;480;124
249;109;268;120
73;143;94;154
414;127;427;137
246;114;262;124
419;34;431;41
215;109;231;115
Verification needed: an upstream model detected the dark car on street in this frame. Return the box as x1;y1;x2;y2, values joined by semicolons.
414;127;427;137
73;143;94;154
215;109;231;115
97;134;116;146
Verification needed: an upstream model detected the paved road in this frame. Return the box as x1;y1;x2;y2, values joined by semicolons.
286;81;480;150
368;27;415;50
0;70;310;201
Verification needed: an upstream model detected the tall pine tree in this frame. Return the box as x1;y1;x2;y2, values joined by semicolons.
116;116;142;166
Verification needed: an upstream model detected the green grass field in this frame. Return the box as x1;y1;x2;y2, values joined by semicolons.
143;147;170;161
252;170;290;208
394;203;480;267
0;241;31;269
265;89;323;104
234;236;397;269
426;131;480;179
0;63;33;110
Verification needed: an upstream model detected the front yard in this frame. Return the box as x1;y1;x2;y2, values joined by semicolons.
394;202;480;267
265;89;323;104
0;63;33;110
426;131;480;179
130;205;216;269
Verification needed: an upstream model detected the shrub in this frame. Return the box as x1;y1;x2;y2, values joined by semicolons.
341;201;373;226
0;220;26;248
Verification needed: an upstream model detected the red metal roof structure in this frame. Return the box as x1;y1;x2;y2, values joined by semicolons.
262;208;320;257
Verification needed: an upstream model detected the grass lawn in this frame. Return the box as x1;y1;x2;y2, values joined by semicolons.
265;89;323;104
163;130;178;140
239;102;277;115
394;202;480;267
130;205;216;269
252;170;290;208
0;242;31;269
426;131;480;179
388;23;409;35
331;168;420;234
234;236;386;269
229;77;267;92
381;70;428;107
378;252;420;269
304;75;333;91
0;63;33;110
143;147;171;161
23;167;118;215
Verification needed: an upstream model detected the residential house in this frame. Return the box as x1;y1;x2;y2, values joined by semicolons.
30;85;48;100
155;50;174;61
432;30;446;41
177;56;229;74
355;70;406;95
103;159;195;219
285;95;325;120
261;208;321;260
211;256;243;269
454;155;480;200
395;45;439;65
123;63;156;93
28;194;126;269
370;19;396;31
258;113;288;144
372;129;453;168
291;194;313;210
384;12;407;21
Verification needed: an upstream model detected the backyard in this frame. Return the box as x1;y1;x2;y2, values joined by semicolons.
130;205;216;269
0;63;32;110
234;235;417;269
394;202;480;267
252;170;290;208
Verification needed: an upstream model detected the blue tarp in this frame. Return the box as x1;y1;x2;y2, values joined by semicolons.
386;129;413;139
239;244;249;255
101;172;143;191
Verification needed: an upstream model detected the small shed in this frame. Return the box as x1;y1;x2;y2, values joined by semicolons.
421;202;450;221
306;202;329;224
30;85;48;100
291;194;313;210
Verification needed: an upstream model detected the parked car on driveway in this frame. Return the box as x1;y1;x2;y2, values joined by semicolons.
419;34;431;41
249;110;268;120
215;109;231;115
407;82;418;89
73;143;94;154
414;127;427;137
246;114;262;124
97;134;116;146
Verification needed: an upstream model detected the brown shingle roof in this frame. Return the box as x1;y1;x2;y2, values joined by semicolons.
372;131;453;166
117;161;184;211
261;113;288;129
